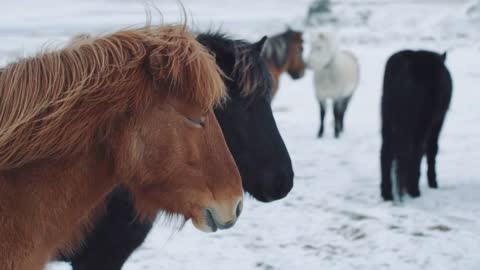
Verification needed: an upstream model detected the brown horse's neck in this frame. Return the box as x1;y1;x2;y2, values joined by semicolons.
0;147;118;270
268;63;286;97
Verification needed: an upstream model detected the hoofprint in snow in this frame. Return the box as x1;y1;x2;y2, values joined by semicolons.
0;0;478;270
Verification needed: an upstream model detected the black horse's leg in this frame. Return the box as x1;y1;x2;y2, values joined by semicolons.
67;188;153;270
381;140;394;201
427;120;444;189
406;147;422;198
395;154;413;201
317;100;327;138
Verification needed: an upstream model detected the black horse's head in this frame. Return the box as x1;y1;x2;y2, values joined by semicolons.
197;32;294;202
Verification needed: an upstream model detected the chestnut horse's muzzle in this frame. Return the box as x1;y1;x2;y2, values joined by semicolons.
194;198;243;232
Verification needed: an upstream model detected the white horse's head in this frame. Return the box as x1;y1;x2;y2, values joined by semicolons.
307;32;338;69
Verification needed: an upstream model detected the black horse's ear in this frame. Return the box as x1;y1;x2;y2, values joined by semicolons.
441;51;447;62
254;36;268;52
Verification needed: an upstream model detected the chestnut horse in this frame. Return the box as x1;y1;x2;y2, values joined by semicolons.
261;28;306;97
0;25;243;270
57;32;294;270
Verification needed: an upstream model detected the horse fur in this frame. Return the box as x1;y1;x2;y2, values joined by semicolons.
308;31;359;138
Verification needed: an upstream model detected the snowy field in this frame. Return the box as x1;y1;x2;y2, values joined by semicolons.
0;0;479;269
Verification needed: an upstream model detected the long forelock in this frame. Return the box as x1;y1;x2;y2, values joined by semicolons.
67;27;227;109
147;27;227;109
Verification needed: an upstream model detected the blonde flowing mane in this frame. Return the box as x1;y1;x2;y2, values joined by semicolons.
0;25;226;170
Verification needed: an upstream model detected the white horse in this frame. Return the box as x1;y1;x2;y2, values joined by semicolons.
307;32;359;138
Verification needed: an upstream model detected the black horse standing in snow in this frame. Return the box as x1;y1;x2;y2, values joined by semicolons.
381;50;452;201
58;32;294;269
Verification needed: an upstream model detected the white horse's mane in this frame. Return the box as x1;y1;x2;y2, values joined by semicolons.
307;31;339;69
308;31;359;100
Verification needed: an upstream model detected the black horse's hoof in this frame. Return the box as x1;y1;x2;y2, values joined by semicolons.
382;192;393;201
408;189;421;198
429;182;438;189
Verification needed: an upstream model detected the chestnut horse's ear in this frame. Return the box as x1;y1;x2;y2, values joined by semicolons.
254;36;268;53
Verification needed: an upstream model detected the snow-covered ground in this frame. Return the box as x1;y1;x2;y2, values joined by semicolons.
0;0;479;269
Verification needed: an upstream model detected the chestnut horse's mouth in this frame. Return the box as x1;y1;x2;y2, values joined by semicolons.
205;209;218;232
205;208;237;232
194;199;243;232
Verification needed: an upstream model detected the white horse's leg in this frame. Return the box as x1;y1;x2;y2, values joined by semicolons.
317;99;327;138
333;95;351;138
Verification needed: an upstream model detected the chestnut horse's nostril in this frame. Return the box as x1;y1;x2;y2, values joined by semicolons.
235;199;243;218
205;208;218;232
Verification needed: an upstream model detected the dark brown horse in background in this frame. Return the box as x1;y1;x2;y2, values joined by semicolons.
0;25;243;270
261;28;306;97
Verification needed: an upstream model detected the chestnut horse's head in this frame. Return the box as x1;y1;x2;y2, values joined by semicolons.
114;27;243;233
61;26;244;232
121;96;243;232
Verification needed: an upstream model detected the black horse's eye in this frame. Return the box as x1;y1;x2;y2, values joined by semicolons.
186;116;206;128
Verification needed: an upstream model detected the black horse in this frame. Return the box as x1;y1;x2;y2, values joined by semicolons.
59;32;294;269
381;50;452;201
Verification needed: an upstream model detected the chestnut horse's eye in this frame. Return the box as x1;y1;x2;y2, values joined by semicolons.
186;116;206;128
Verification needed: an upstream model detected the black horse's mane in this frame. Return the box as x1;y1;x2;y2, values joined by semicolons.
196;31;272;101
